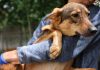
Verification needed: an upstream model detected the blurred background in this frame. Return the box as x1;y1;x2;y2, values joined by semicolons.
0;0;65;51
0;0;100;51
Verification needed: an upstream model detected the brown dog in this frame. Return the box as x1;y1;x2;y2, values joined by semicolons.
24;2;97;70
33;2;97;59
0;2;97;70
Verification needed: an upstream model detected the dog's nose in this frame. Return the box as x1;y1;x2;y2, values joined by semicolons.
88;27;97;34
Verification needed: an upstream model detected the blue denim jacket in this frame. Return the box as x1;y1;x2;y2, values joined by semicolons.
17;4;100;69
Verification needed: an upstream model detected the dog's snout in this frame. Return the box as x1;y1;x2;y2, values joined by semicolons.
88;27;97;34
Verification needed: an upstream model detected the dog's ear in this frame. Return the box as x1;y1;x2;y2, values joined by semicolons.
51;8;63;16
45;8;63;29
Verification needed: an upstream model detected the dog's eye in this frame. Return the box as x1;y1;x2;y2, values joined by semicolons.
70;13;79;23
72;13;79;18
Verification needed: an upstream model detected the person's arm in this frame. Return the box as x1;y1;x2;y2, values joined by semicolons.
0;18;50;64
1;50;19;64
0;16;48;64
0;18;47;64
1;40;51;64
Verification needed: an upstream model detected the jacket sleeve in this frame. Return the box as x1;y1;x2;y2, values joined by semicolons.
27;14;52;45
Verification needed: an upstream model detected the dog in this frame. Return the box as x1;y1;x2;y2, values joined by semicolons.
33;2;97;59
0;2;97;70
24;2;97;70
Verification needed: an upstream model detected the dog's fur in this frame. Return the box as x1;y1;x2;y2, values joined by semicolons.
0;2;97;70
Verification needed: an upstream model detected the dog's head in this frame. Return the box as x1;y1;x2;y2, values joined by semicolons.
45;2;97;37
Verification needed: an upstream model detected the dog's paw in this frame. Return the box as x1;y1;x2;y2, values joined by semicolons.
49;45;61;59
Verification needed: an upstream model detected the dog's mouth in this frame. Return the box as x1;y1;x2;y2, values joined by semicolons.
81;32;95;37
76;30;97;37
75;32;80;36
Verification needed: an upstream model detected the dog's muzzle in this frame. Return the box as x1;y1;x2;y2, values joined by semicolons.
80;26;97;37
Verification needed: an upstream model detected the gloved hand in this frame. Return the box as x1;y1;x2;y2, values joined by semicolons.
0;54;8;64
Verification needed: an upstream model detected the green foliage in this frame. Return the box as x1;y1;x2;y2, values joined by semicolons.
0;0;100;30
0;0;63;30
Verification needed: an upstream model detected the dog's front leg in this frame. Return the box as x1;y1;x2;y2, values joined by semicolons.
49;30;62;59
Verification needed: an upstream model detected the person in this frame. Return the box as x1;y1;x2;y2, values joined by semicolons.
0;0;100;69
